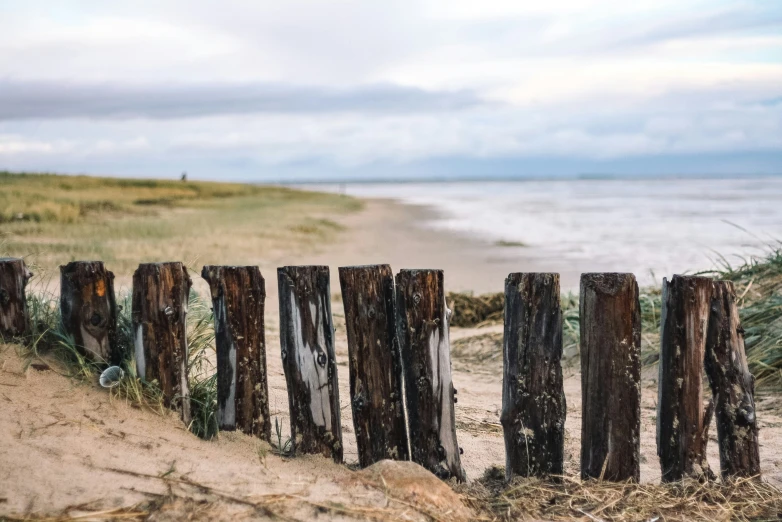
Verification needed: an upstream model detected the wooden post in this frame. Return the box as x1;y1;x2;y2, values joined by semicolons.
705;280;760;478
60;261;119;364
501;273;566;480
396;269;466;482
0;258;32;341
580;273;641;482
278;266;342;462
132;262;192;424
339;265;409;468
202;265;271;441
657;275;715;482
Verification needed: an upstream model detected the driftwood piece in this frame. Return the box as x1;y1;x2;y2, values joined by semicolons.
501;273;566;480
580;273;641;482
705;280;760;478
0;258;32;341
132;262;192;424
202;265;270;441
657;275;715;482
60;261;119;364
278;265;342;462
339;264;409;468
396;269;466;482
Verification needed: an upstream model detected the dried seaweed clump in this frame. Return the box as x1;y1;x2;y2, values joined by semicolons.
447;292;505;327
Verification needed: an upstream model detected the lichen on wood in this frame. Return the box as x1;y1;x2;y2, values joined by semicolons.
580;273;641;482
396;268;466;482
132;262;192;424
339;264;409;467
657;275;715;482
203;265;270;441
501;273;566;480
705;280;760;478
278;265;342;462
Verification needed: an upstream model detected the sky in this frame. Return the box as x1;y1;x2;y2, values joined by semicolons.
0;0;780;181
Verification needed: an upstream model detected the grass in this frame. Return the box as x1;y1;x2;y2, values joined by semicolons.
17;277;220;439
1;171;365;442
700;247;782;387
1;171;365;441
186;288;219;440
447;246;782;387
0;171;362;276
495;240;528;248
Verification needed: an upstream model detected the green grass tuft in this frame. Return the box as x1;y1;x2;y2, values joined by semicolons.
447;246;782;388
703;246;782;387
18;283;220;439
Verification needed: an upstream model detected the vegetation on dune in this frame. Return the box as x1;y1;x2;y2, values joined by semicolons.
0;171;261;223
17;275;219;439
3;171;782;519
448;246;782;387
703;248;782;387
1;171;362;446
0;171;361;275
0;170;354;223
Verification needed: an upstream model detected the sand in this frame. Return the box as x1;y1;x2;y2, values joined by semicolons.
2;197;782;520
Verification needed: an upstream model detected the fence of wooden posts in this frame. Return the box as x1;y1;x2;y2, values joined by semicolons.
0;257;761;482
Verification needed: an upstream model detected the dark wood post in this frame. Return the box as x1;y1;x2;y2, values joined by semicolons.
339;265;409;468
278;266;342;462
396;269;466;482
657;275;715;482
580;273;641;482
132;262;192;424
501;273;566;480
202;265;270;441
705;280;760;479
60;261;119;364
0;258;32;341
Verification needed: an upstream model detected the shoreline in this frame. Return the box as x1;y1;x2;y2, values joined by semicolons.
300;196;586;295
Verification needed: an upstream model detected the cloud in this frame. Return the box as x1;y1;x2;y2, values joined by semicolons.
0;81;486;120
1;82;779;174
600;5;782;51
0;0;780;179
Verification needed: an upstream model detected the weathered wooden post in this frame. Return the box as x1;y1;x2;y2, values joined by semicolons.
396;269;466;482
580;273;641;482
202;265;271;441
132;262;192;424
60;261;119;364
657;275;715;482
0;258;32;341
278;265;342;462
501;273;566;481
339;265;408;468
705;280;760;479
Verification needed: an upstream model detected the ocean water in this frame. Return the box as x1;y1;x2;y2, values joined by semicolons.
310;177;782;285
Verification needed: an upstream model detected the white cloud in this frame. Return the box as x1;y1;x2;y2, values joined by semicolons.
0;0;779;178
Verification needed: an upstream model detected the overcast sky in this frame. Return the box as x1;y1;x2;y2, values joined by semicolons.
0;0;780;180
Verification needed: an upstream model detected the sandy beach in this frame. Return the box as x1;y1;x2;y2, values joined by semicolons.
2;190;782;520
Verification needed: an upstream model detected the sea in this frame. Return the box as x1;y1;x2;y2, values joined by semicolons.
306;176;782;286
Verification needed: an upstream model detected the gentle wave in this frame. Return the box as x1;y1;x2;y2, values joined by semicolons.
308;177;782;285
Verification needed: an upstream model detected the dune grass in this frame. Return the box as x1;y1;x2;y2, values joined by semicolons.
447;246;782;387
17;284;220;439
0;171;361;276
1;171;366;443
703;247;782;387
